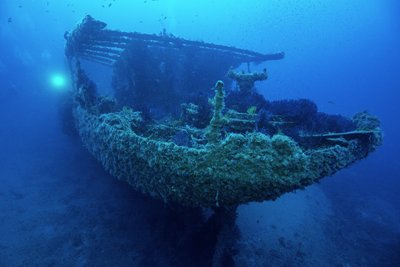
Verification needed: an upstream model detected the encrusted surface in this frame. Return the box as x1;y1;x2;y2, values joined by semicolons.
74;104;381;207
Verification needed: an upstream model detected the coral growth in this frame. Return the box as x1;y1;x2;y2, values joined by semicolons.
205;81;226;144
353;111;381;131
227;69;268;93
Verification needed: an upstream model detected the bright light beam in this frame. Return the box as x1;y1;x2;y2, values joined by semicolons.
49;73;67;90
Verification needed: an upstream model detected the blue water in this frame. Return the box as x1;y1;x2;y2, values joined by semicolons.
1;1;399;266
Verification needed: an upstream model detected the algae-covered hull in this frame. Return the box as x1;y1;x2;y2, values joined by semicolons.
65;16;382;207
74;105;381;207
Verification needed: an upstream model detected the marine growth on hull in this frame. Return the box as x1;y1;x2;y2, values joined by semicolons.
64;16;382;208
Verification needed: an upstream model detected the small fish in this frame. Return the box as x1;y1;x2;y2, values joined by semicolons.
327;100;336;105
7;17;12;23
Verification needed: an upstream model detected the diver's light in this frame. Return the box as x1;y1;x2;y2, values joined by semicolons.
50;73;67;90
